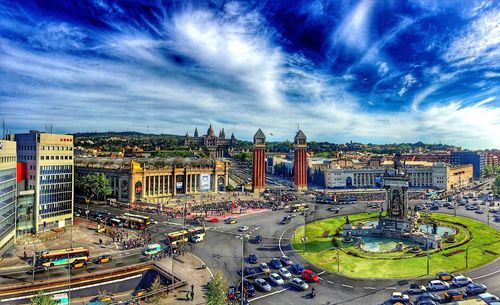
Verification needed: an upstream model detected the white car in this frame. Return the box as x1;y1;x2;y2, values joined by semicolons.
191;235;203;243
268;273;284;286
452;275;472;287
390;292;410;302
238;226;249;232
278;267;292;279
428;280;450;291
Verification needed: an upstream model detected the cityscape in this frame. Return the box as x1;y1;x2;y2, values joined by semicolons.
0;1;499;305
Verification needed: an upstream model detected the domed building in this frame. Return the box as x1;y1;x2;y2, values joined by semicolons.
184;125;237;159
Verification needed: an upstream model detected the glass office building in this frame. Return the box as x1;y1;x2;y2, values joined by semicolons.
0;140;17;257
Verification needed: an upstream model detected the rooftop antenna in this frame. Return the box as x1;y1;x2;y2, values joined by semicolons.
297;123;300;131
50;124;53;134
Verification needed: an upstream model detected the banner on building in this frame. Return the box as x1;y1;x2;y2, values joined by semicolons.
200;174;211;192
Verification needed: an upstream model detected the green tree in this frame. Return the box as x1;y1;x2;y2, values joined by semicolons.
204;272;227;305
148;275;163;304
225;184;235;192
492;175;500;196
75;173;113;202
30;291;56;305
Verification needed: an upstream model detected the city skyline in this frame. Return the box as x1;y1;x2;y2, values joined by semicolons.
0;1;499;149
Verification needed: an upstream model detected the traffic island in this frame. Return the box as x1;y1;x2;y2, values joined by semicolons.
291;213;500;279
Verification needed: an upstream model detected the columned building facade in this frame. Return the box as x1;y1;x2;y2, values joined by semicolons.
252;129;266;194
75;158;229;204
293;130;307;191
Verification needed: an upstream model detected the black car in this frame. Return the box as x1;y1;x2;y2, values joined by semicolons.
417;293;442;303
32;265;48;274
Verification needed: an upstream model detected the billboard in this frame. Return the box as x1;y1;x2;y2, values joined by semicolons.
200;174;211;192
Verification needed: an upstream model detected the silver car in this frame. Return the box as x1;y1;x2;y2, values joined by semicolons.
278;267;292;279
289;277;309;291
269;273;284;286
255;278;272;292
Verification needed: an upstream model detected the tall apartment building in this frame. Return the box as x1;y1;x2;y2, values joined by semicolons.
450;151;485;180
0;140;17;257
14;131;74;232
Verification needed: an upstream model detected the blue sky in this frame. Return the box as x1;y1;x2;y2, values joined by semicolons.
0;0;499;149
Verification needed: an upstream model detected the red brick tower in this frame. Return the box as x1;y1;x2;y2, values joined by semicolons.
294;130;307;191
252;129;266;194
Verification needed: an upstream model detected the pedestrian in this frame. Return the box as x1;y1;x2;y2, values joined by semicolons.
186;291;190;300
23;249;27;260
190;291;194;301
99;238;103;245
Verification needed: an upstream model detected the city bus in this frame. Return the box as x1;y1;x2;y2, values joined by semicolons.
52;293;69;305
289;203;309;213
123;213;151;225
188;227;206;242
117;215;146;230
338;196;358;204
37;247;90;268
165;230;189;247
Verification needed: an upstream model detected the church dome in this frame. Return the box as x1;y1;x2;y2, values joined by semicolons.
207;124;215;136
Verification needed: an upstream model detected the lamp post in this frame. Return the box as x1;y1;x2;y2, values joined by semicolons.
465;245;472;270
239;234;249;305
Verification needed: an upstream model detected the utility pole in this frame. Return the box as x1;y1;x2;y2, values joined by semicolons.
240;235;245;305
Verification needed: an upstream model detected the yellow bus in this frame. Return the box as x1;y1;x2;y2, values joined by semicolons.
37;247;90;268
166;230;188;247
289;203;309;213
123;213;151;225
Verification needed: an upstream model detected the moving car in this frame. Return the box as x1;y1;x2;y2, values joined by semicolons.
225;218;237;224
390;292;410;302
70;259;87;269
190;219;203;226
407;283;427;294
444;289;467;301
269;258;282;269
32;265;48;274
248;253;258;264
291;262;305;274
253;234;262;244
269;273;285;286
428;280;450;291
259;262;271;275
278;267;292;279
302;269;319;282
238;226;249;232
327;207;340;213
208;217;219;223
475;209;484;214
191;235;203;243
280;255;293;266
466;283;487;295
289;278;309;291
452;275;472;287
254;278;272;292
435;272;453;281
93;255;112;264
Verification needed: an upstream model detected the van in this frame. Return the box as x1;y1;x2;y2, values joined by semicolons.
143;244;162;256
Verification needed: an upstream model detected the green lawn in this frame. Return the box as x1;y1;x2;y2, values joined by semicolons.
292;213;500;279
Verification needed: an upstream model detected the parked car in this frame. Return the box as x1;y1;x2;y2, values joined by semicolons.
269;273;285;286
291;262;305;274
280;255;293;266
435;272;453;281
248;253;258;264
254;278;272;292
408;284;427;294
302;269;319;282
452;275;472;287
444;289;467;301
428;280;450;291
416;300;438;305
478;292;500;303
259;262;271;275
289;277;309;291
390;292;410;302
239;280;256;297
269;258;283;269
417;292;443;303
93;255;112;264
244;266;258;277
475;209;484;214
278;267;292;279
466;283;487;295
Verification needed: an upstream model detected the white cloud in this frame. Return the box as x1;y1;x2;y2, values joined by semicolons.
334;0;374;51
376;61;389;77
443;9;500;67
398;74;417;96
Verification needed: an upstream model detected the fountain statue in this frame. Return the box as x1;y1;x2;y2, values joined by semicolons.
432;222;438;235
345;215;350;225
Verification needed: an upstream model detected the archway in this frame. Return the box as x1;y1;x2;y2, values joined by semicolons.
217;176;225;192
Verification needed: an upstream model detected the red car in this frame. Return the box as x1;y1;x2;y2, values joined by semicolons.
302;269;319;282
208;217;219;223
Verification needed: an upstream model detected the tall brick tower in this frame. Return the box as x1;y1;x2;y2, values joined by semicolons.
252;129;266;194
294;130;307;191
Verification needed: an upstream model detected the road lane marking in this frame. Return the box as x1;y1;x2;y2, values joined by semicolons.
318;271;325;275
278;225;296;256
364;287;376;290
385;287;397;290
250;288;287;302
341;284;354;289
472;268;500;280
327;280;334;284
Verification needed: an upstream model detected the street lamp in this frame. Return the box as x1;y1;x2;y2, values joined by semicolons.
465;245;472;270
239;234;249;305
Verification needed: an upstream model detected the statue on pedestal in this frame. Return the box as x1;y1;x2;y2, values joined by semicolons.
345;215;350;225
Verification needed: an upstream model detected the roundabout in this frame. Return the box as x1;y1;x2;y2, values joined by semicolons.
291;212;500;278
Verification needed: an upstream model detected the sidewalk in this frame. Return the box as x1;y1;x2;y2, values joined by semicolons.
155;253;212;305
